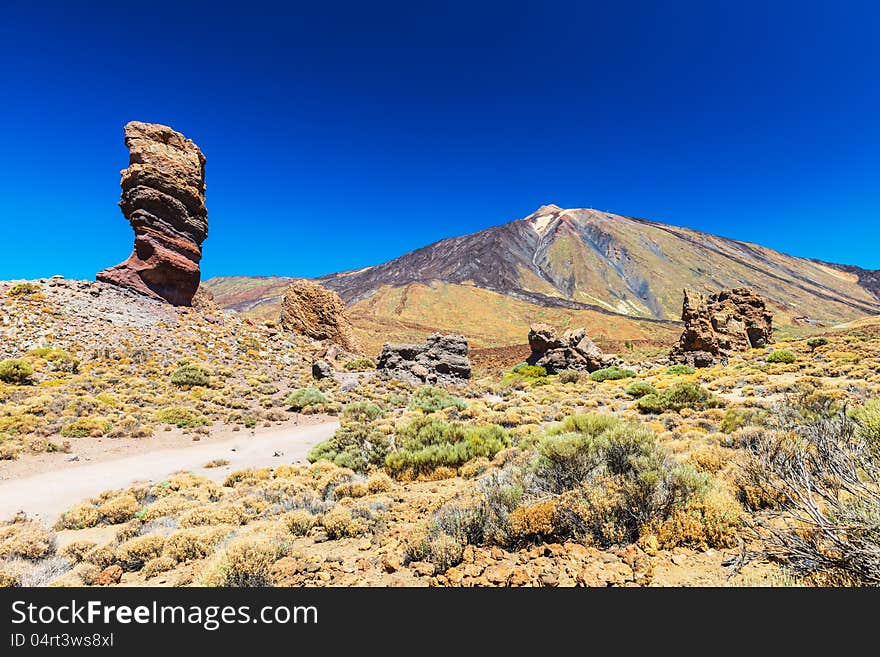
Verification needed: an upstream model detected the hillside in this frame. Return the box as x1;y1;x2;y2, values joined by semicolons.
205;205;880;351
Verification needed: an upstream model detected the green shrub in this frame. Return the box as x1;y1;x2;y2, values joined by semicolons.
849;399;880;450
61;417;111;438
766;350;796;364
408;386;467;413
343;357;375;372
170;364;210;388
636;383;720;414
557;370;580;384
342;402;384;422
286;387;327;411
308;404;390;472
662;383;719;411
590;366;636;382
806;337;828;351
155;407;209;428
8;282;40;297
625;381;657;398
635;394;667;414
512;363;547;378
0;359;33;384
385;417;509;477
720;407;765;434
27;347;79;373
665;364;695;375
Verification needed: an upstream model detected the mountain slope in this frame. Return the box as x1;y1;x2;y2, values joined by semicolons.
205;205;880;352
316;205;879;321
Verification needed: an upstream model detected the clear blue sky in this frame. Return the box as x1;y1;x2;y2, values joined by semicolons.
1;1;877;280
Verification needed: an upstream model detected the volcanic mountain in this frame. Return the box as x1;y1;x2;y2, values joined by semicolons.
205;205;880;352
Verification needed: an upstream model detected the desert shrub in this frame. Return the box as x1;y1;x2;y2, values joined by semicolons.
385;417;510;477
162;527;228;562
625;381;657;398
534;431;605;493
286;387;327;411
806;337;828;351
665;364;695;375
557;370;580;384
662;383;719;411
200;538;283;587
720;407;765;434
405;502;486;572
143;556;176;579
284;510;317;536
547;413;621;437
98;494;141;524
170;363;210;388
366;472;393;493
511;363;547;379
0;359;33;384
307;409;390;473
0;520;56;560
116;535;165;571
742;405;880;585
636;383;719;414
154;407;209;429
848;399;880;449
321;506;366;539
8;282;40;296
27;347;79;373
403;528;465;573
60;541;97;564
344;357;375;371
508;499;558;542
650;484;741;550
55;492;140;529
590;366;636;382
766;349;796;364
60;417;110;438
408;386;467;413
342;401;384;422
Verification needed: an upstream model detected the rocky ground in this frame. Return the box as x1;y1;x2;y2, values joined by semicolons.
1;279;879;587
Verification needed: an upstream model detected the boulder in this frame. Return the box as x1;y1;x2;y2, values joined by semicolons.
279;280;361;352
97;122;207;305
312;359;333;380
670;287;773;366
526;324;612;373
377;333;471;385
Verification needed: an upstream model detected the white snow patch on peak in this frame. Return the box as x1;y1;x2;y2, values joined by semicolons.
529;213;558;236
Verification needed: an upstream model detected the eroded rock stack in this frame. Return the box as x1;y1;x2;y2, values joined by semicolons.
376;333;471;385
280;280;361;353
97;122;208;305
526;323;613;373
670;288;773;367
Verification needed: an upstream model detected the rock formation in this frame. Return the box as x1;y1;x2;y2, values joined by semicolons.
526;323;613;373
376;334;471;385
670;288;773;367
97;121;208;306
280;280;361;352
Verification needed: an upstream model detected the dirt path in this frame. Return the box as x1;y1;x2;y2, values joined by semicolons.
0;419;339;524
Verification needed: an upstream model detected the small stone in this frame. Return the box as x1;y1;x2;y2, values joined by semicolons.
96;565;123;586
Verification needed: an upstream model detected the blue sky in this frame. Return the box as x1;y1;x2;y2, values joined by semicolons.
1;1;877;279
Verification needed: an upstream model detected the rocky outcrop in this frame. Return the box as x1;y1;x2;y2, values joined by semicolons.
280;280;360;352
670;288;773;366
97;122;208;306
526;323;613;373
377;334;471;385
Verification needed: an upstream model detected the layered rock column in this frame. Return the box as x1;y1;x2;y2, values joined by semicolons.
670;287;773;366
97;121;207;306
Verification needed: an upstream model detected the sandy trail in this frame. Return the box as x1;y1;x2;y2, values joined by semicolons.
0;420;338;524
